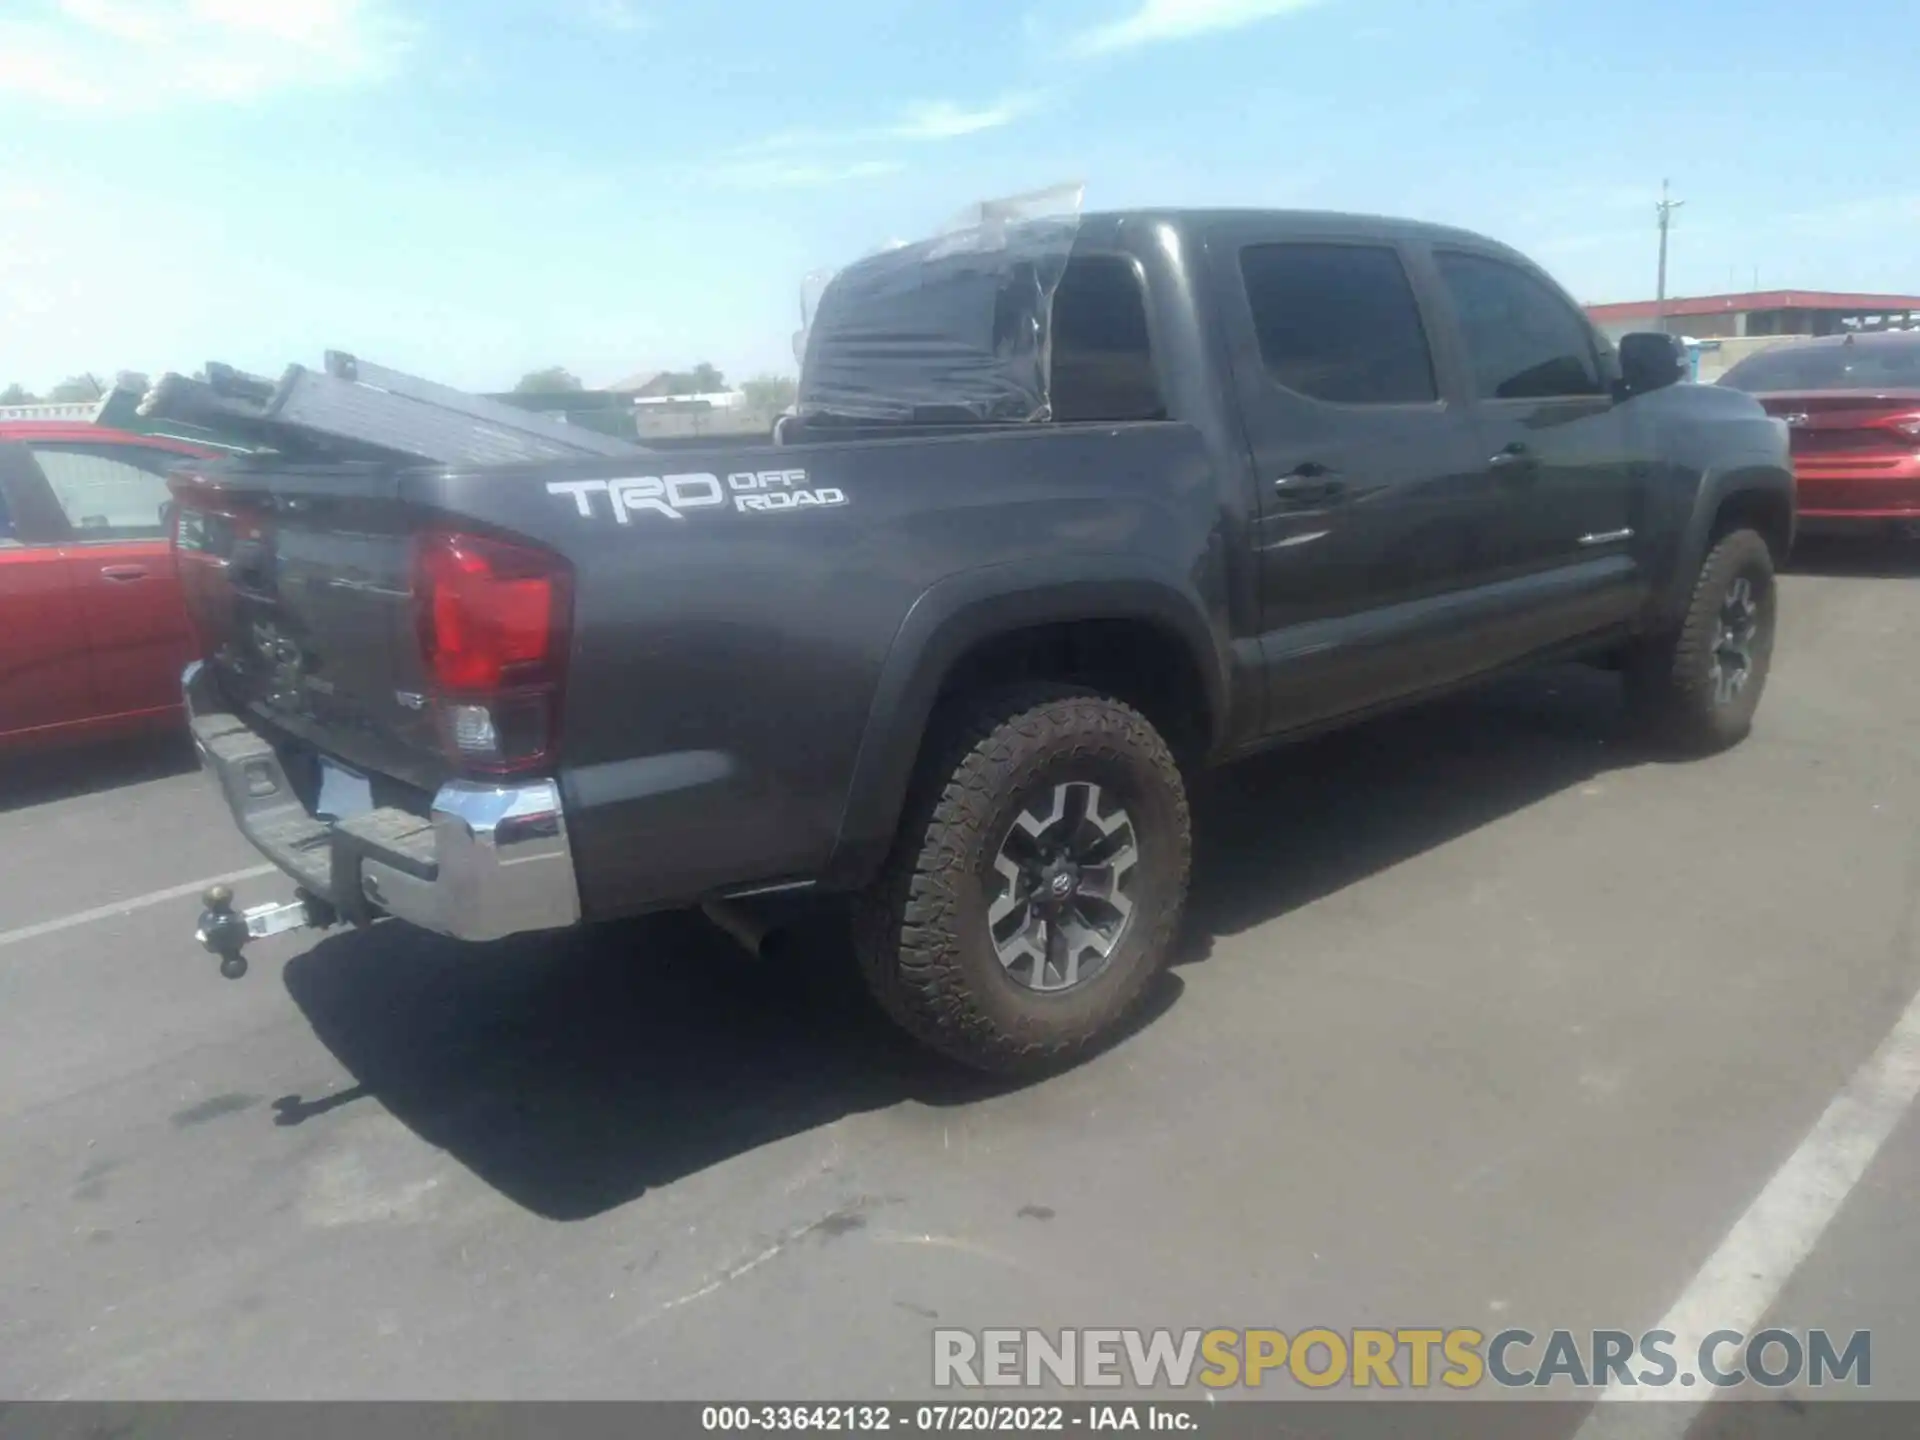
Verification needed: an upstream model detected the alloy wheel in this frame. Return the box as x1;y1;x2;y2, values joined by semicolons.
987;781;1141;993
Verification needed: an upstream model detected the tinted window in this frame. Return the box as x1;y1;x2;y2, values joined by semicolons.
1050;255;1166;422
32;448;174;540
1720;336;1920;392
1239;243;1437;405
1437;252;1605;399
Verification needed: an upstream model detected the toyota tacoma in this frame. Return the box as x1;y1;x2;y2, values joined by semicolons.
169;207;1794;1074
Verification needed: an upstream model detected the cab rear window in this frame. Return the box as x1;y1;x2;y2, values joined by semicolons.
1049;256;1166;423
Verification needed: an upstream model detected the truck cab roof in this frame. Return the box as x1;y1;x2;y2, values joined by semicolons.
797;206;1537;428
1074;206;1524;250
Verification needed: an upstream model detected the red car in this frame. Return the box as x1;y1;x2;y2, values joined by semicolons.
1718;330;1920;536
0;423;224;754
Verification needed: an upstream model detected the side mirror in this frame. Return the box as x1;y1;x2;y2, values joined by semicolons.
1618;331;1688;395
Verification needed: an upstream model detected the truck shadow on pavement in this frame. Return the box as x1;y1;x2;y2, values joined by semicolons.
279;664;1631;1222
1182;663;1628;955
280;907;1026;1221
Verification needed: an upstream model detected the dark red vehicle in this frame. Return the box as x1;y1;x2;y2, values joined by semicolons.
1718;331;1920;535
0;423;225;754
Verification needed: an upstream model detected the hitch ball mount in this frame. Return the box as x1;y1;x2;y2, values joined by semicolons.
197;884;336;979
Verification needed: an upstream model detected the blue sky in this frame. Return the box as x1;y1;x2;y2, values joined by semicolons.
2;0;1915;393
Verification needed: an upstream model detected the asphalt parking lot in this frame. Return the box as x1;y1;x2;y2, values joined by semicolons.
4;541;1919;1429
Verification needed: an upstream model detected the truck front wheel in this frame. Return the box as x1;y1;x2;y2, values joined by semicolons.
1626;527;1779;753
854;685;1191;1075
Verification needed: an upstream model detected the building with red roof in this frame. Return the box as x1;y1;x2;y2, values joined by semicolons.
1585;290;1920;342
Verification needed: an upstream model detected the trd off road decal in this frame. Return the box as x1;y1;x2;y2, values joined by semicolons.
726;468;849;514
547;469;847;523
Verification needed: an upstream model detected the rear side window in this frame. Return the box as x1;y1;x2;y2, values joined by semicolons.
1238;243;1438;405
1436;251;1606;400
32;447;174;540
1049;255;1166;422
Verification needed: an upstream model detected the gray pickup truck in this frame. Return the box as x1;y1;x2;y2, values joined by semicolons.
172;206;1794;1074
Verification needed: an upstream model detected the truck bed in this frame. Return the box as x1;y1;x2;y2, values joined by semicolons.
170;417;1222;920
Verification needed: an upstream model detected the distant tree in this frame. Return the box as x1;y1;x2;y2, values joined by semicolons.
652;363;728;395
514;366;584;393
0;383;36;406
740;374;798;415
49;373;106;403
116;371;151;395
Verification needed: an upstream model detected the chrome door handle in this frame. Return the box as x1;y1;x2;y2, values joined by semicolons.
1489;443;1539;477
100;565;149;582
1274;463;1346;505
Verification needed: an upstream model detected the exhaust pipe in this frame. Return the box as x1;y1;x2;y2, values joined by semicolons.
701;899;772;958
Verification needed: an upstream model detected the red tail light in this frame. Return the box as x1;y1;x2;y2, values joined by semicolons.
415;531;572;774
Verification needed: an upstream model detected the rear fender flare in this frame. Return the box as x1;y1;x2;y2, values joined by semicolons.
822;556;1229;889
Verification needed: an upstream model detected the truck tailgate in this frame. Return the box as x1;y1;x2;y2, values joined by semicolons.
170;460;448;796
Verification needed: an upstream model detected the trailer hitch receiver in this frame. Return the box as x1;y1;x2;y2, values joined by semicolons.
197;884;336;979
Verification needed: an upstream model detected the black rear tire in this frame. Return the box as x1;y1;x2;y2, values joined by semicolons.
1625;527;1778;753
853;685;1191;1076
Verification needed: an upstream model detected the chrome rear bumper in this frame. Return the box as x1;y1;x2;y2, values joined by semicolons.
183;661;580;943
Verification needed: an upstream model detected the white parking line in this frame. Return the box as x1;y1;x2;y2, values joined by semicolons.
1576;971;1920;1438
0;864;278;951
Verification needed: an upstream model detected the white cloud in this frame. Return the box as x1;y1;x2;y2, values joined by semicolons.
892;95;1038;140
584;0;649;32
713;92;1036;187
0;0;408;110
0;185;52;212
711;158;906;191
1075;0;1325;55
741;92;1042;156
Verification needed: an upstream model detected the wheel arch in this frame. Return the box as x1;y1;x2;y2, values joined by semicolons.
821;556;1229;890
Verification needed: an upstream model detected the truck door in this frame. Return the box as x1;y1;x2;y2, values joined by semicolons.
1208;228;1501;734
1424;246;1650;655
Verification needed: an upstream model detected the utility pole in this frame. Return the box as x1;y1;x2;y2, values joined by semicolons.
1655;180;1685;332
